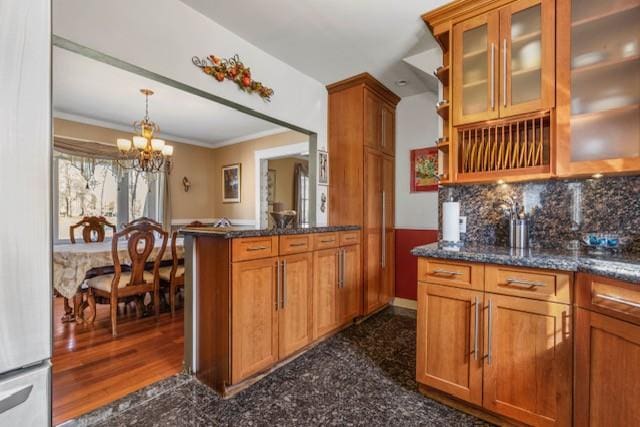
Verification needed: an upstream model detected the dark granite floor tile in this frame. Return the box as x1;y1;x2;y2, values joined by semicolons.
76;308;491;427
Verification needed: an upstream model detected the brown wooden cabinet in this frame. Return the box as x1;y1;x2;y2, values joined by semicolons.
416;258;572;426
278;252;313;359
328;73;400;316
483;293;572;426
338;241;361;324
313;247;339;339
416;283;483;405
231;258;279;384
575;273;640;426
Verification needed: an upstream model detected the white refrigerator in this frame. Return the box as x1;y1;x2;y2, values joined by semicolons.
0;0;52;426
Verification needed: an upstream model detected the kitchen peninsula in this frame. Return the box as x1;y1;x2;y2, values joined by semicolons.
182;225;361;396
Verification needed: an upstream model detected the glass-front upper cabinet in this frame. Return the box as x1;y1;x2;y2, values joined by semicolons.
557;0;640;176
500;0;555;116
452;0;554;125
452;12;500;125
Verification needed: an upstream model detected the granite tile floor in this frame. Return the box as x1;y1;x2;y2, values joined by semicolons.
71;308;490;426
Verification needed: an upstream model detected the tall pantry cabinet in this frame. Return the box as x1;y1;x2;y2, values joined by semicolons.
327;73;400;316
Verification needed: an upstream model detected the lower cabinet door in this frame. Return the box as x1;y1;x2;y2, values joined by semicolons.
337;244;361;324
279;252;313;359
416;283;483;405
313;248;339;339
231;258;279;383
483;294;571;426
575;308;640;426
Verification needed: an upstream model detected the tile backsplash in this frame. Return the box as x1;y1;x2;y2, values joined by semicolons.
439;176;640;252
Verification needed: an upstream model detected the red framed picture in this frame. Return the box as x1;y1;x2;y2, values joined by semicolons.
410;147;439;192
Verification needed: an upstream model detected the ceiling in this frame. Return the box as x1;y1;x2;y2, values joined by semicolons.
53;47;285;147
180;0;446;97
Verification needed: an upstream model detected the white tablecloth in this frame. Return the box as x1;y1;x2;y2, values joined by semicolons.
53;238;184;299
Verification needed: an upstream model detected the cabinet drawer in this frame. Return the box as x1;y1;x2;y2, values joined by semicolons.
485;265;571;304
279;234;313;255
339;230;360;246
576;273;640;326
418;258;484;291
231;236;279;262
314;232;339;250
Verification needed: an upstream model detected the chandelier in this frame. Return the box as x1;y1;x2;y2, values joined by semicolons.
116;89;173;173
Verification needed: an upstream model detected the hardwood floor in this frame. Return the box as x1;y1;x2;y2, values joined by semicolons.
52;296;184;426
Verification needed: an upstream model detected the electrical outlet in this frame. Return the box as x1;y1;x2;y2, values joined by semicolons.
459;216;467;234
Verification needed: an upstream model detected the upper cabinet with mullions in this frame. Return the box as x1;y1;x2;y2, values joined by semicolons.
453;0;555;125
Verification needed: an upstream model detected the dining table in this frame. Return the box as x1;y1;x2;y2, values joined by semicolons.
53;237;184;321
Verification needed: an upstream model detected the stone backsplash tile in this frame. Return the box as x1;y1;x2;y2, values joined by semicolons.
438;176;640;252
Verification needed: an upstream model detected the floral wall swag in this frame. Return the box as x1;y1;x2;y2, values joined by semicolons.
192;54;274;101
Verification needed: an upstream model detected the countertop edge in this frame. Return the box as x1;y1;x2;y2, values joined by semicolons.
181;225;361;239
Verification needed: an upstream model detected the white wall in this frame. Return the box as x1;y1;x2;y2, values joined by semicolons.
395;91;439;230
53;0;329;224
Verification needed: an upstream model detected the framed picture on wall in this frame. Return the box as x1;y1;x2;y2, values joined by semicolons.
222;163;241;203
318;150;328;185
267;169;276;205
410;147;438;192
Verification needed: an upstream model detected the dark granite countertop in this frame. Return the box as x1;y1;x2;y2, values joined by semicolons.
411;243;640;284
181;224;360;239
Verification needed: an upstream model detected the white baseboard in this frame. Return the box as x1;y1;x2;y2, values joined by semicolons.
392;297;417;310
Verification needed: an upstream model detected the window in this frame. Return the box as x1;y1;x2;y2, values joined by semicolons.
299;173;309;226
54;154;162;242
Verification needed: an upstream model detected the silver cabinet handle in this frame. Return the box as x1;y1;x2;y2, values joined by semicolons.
341;249;346;288
289;242;307;247
320;239;335;244
336;251;342;288
487;299;493;365
282;259;287;309
594;293;640;309
247;246;268;252
275;261;280;311
432;269;462;276
473;296;479;361
0;385;32;415
502;38;507;107
490;43;495;110
381;191;386;269
506;278;545;288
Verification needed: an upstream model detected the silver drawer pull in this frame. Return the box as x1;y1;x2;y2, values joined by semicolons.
0;385;32;415
505;278;545;288
290;242;307;247
320;239;335;243
593;293;640;309
247;246;268;251
433;269;463;276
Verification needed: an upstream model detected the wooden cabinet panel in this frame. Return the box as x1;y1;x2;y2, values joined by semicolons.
364;149;383;314
364;89;382;150
576;273;640;326
453;11;500;125
279;234;313;255
485;264;571;303
483;294;571;426
499;0;555;117
313;248;339;339
338;244;361;324
313;232;339;250
232;236;279;262
231;258;279;384
418;258;484;291
278;253;313;359
381;103;395;156
339;230;360;246
417;283;484;405
575;308;640;426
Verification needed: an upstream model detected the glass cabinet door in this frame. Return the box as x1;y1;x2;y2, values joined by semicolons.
500;0;555;117
453;12;500;125
557;0;640;175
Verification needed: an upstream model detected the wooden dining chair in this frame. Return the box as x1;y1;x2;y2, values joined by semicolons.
63;216;118;322
126;216;162;228
86;221;168;337
69;216;117;244
159;221;203;316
